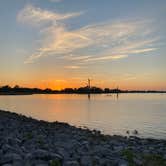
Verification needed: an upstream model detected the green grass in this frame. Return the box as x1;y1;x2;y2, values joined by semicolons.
122;149;135;166
122;149;166;166
25;132;33;139
50;160;61;166
143;154;166;166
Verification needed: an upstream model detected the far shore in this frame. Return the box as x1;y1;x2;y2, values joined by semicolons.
0;92;33;95
0;91;166;96
0;109;166;166
0;85;165;96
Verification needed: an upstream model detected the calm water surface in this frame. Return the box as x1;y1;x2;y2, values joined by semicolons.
0;93;166;139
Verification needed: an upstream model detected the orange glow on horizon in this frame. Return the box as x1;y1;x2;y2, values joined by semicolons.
1;79;165;91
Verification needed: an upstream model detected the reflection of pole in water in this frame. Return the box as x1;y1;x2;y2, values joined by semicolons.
116;92;119;100
88;93;90;100
88;79;91;100
116;86;119;100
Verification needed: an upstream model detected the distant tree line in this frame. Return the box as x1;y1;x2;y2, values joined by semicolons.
0;85;165;95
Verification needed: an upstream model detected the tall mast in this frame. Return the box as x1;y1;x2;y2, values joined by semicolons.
88;78;91;99
88;78;91;89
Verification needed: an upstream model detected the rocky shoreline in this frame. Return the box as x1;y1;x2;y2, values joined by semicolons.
0;110;166;166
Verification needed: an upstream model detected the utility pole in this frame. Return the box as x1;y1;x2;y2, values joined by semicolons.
88;79;91;89
88;78;91;99
116;86;119;100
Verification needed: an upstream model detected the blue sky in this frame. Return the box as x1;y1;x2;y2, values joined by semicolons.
0;0;166;90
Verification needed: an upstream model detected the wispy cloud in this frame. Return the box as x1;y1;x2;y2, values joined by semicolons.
63;54;91;60
123;73;137;80
84;54;128;62
17;4;83;26
18;5;159;65
48;0;62;2
64;65;81;69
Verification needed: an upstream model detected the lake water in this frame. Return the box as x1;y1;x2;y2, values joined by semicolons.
0;93;166;139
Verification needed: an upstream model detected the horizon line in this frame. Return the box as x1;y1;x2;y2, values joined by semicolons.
0;84;165;92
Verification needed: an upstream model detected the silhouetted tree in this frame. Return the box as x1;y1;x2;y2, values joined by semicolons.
104;88;110;93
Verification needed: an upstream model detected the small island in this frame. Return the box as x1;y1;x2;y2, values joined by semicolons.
0;110;165;166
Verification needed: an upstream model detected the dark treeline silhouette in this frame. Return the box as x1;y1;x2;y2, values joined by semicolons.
0;85;165;95
0;85;57;95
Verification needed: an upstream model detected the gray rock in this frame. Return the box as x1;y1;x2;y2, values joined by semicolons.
80;156;92;166
114;145;124;152
57;147;70;159
12;161;24;166
32;149;52;159
99;158;110;165
0;153;22;165
163;154;166;160
2;164;13;166
133;157;143;166
0;149;3;156
7;137;22;146
118;159;129;166
34;160;48;166
65;160;79;166
2;144;21;154
0;110;166;166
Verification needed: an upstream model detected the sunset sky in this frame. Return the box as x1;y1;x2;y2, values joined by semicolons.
0;0;166;90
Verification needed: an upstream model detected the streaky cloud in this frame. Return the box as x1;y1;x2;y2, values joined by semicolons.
64;65;81;69
17;4;83;26
84;54;128;62
48;0;62;2
18;5;159;65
